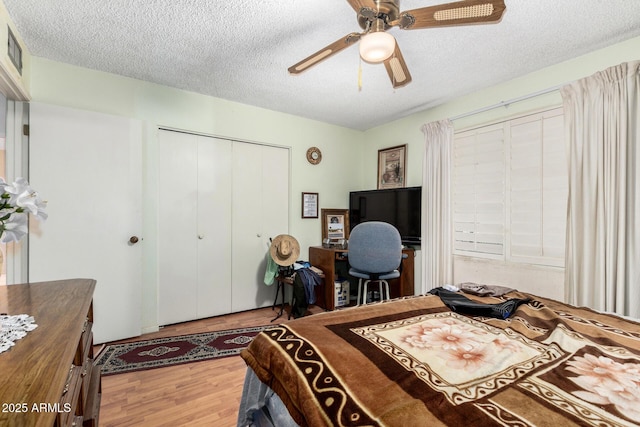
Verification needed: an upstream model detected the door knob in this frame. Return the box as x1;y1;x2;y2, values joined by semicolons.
129;236;139;244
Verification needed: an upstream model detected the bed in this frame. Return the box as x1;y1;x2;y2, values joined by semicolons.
238;289;640;426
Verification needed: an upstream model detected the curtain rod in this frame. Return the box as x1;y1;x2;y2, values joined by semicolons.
448;84;564;121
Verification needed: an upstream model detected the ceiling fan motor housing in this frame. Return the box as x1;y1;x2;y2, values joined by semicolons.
358;0;399;30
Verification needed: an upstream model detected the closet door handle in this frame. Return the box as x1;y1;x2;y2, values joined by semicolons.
129;236;139;244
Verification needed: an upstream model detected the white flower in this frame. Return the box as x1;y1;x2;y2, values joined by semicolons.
1;213;28;243
19;192;48;220
0;177;47;243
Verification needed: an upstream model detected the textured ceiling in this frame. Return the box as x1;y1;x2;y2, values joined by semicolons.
4;0;640;130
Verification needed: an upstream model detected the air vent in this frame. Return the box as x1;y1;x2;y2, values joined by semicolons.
7;27;22;75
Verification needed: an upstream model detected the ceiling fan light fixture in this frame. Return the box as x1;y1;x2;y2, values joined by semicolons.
359;31;396;63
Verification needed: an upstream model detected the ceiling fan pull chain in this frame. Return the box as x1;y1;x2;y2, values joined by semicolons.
358;57;363;91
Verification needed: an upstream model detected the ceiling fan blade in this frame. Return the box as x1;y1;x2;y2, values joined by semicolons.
383;44;412;88
398;0;506;30
345;0;377;15
288;33;361;75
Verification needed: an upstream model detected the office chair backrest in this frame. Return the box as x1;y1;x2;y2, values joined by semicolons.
348;221;402;274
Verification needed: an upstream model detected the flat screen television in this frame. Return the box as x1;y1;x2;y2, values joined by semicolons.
349;186;422;246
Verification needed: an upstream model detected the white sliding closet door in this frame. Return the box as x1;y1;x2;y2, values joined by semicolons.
196;139;233;317
232;143;289;312
29;103;143;343
158;130;289;322
157;130;232;325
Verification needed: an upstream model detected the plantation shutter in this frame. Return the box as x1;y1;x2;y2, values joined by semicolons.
453;107;566;267
509;108;566;265
453;123;505;256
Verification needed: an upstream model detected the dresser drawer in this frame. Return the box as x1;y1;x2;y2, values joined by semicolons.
56;364;83;427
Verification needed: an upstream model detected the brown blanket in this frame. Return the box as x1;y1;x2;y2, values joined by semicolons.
241;292;640;427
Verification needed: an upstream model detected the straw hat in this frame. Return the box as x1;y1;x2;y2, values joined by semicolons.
270;234;300;266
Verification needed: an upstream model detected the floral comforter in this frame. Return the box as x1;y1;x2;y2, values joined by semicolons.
241;292;640;427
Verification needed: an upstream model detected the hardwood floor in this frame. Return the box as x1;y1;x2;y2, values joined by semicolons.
98;304;321;426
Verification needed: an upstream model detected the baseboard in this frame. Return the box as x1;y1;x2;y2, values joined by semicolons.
141;325;160;334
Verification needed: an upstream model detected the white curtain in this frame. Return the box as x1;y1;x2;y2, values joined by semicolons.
421;119;454;293
561;61;640;318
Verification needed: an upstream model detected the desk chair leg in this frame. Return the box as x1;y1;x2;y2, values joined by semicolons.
362;279;375;304
381;280;390;301
363;280;371;304
357;278;372;306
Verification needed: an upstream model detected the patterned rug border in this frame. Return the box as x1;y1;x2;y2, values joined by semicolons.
95;325;271;376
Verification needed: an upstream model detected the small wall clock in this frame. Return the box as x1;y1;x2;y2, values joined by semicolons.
306;147;322;165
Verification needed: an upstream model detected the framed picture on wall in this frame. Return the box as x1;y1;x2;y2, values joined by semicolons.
302;192;319;218
321;208;350;242
377;144;407;189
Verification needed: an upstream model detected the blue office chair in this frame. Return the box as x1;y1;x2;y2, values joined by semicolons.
348;221;403;306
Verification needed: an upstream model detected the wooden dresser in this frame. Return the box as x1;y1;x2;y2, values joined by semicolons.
0;279;101;427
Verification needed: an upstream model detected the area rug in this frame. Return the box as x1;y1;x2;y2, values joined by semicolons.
95;325;271;376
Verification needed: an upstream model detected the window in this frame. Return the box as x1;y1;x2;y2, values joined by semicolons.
453;108;567;267
7;27;22;75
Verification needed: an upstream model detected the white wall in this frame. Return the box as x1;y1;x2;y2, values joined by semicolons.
362;35;640;300
29;58;365;332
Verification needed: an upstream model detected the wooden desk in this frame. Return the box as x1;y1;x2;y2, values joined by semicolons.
309;246;415;311
0;279;101;427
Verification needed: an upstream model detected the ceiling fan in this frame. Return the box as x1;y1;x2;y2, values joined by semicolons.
288;0;506;88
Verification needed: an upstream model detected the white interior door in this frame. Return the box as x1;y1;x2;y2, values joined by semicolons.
28;103;143;343
196;136;232;318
